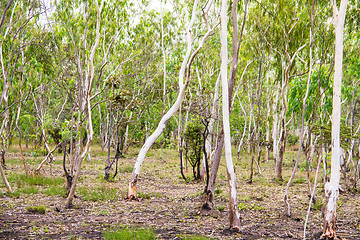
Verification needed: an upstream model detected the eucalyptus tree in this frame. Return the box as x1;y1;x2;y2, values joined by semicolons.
127;0;218;199
322;0;348;238
219;0;241;229
250;0;310;180
51;0;105;207
0;0;45;149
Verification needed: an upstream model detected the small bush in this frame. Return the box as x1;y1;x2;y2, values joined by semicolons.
312;200;324;211
217;206;225;211
103;228;155;240
27;205;46;214
287;134;299;146
214;189;222;195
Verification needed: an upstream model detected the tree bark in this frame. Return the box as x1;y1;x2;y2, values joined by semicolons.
321;0;347;238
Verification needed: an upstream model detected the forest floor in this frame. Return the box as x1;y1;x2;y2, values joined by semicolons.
0;144;360;239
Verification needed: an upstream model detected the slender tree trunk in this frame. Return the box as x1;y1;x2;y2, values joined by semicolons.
321;0;347;238
272;82;280;167
104;105;112;181
237;97;247;159
220;0;241;229
202;0;248;211
0;150;11;192
0;0;14;30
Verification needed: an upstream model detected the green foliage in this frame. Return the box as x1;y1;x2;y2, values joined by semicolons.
312;200;324;211
287;134;299;146
313;123;360;150
26;205;46;214
103;228;155;240
217;206;225;211
183;118;203;179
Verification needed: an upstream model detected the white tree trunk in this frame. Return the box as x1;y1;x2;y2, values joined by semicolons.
272;82;280;165
322;0;347;238
220;0;240;230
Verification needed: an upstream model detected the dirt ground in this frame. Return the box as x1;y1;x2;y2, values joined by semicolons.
0;146;360;239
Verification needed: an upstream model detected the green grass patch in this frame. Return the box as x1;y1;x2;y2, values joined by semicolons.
118;165;134;173
78;185;119;201
293;177;306;184
103;227;155;240
238;202;266;211
26;205;46;214
9;174;64;187
12;186;40;197
43;185;66;197
137;192;163;200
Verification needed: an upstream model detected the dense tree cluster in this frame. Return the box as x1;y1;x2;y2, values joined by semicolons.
1;0;359;238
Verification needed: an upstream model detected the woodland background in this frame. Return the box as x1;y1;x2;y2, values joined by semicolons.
0;0;360;239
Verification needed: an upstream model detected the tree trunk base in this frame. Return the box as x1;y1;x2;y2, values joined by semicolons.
201;190;214;211
126;178;138;200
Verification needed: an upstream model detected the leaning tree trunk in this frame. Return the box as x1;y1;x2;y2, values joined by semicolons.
127;0;216;199
321;0;347;238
